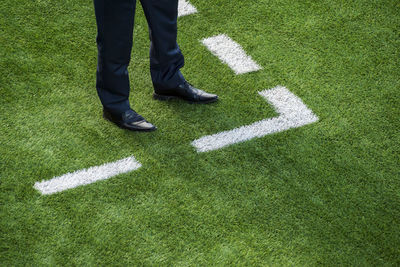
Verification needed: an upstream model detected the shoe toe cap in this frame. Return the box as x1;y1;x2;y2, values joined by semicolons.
198;90;218;102
126;120;157;131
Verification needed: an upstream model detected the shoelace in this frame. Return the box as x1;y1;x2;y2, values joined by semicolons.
184;81;201;95
125;110;144;122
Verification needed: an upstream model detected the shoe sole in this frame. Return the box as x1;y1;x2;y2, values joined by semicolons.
103;113;157;132
153;93;218;104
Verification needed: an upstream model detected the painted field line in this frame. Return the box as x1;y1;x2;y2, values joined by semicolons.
34;157;141;195
192;86;319;152
178;0;197;17
201;34;262;75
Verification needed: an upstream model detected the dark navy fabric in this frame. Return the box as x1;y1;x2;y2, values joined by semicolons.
94;0;185;114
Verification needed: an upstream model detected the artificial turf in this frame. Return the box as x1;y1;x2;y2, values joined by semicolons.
1;0;399;265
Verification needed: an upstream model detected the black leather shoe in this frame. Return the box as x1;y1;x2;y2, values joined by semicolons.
103;109;157;132
153;81;218;104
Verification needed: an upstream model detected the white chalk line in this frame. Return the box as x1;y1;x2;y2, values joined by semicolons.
201;34;262;75
192;86;319;152
178;0;198;17
34;157;141;195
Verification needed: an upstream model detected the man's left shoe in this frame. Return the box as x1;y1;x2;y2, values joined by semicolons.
103;108;157;132
153;81;218;104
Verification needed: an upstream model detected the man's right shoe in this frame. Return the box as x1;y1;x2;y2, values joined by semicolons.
103;108;157;132
153;81;218;104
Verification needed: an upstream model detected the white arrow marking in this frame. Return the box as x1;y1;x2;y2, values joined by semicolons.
178;0;198;17
201;34;262;75
192;86;319;152
34;156;141;195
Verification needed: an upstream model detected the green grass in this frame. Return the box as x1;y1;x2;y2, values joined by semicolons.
1;0;399;265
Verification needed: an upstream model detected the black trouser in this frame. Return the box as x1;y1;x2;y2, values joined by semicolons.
94;0;185;114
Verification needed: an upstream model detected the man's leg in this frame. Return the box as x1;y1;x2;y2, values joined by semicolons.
94;0;136;114
94;0;156;131
140;0;218;103
139;0;185;91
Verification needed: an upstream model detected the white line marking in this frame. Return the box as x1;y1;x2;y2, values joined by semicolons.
178;0;198;17
192;86;319;152
34;157;141;195
201;34;262;75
